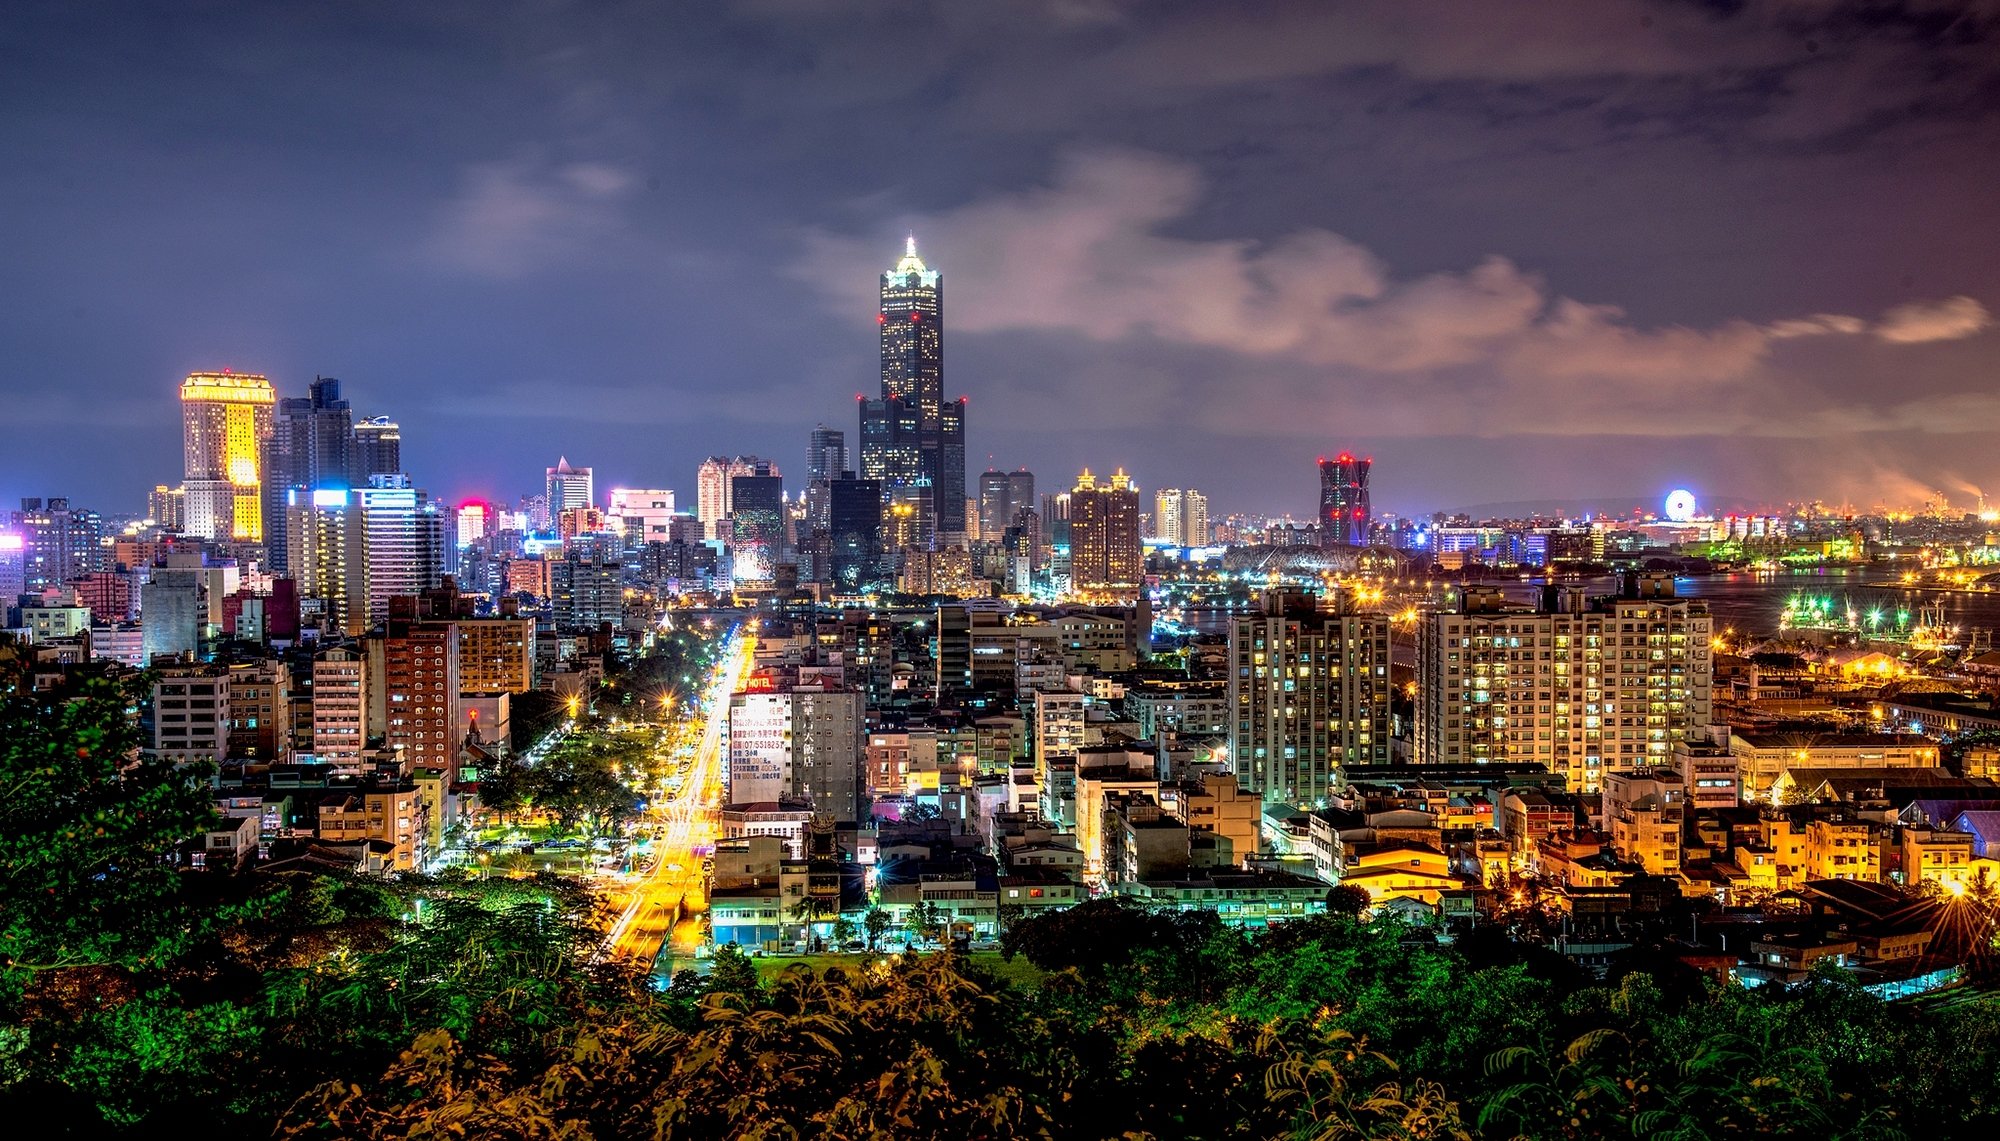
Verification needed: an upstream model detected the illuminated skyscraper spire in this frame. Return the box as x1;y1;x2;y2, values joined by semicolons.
863;234;966;543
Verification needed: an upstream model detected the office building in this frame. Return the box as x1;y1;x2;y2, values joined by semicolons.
828;473;884;593
263;378;354;573
607;488;676;547
151;661;231;764
288;489;368;635
180;371;276;542
1068;468;1142;596
358;478;449;629
546;457;593;516
729;466;785;583
979;468;1038;545
1317;453;1371;547
1415;578;1714;793
859;238;967;544
354;416;402;479
1227;591;1392;806
140;560;206;664
805;426;846;528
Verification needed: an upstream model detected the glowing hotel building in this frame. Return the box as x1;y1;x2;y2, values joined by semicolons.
181;371;275;542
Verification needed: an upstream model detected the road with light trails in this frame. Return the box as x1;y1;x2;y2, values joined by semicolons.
602;626;754;970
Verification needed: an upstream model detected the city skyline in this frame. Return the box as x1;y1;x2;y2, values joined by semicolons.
3;3;1997;516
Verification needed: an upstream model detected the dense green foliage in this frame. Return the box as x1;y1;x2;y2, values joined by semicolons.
0;674;218;998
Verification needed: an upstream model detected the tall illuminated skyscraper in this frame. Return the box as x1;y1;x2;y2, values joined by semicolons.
180;371;275;542
355;416;402;479
860;237;966;544
1068;468;1142;596
805;426;846;528
546;457;593;516
1317;453;1371;547
264;377;354;573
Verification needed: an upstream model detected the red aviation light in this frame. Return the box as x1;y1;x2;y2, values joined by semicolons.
910;312;921;322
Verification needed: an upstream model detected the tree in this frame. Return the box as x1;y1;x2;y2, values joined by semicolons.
831;916;857;946
1325;883;1373;919
707;942;760;995
0;675;219;1001
903;901;939;948
863;907;890;952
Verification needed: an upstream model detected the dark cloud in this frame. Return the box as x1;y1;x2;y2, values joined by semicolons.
0;0;1996;518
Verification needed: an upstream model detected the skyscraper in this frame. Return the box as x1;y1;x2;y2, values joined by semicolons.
264;377;355;574
546;457;593;516
805;426;846;528
1317;453;1372;547
696;456;769;541
977;470;1012;540
729;466;785;584
1068;468;1142;596
287;488;367;635
859;237;966;544
828;473;883;593
180;371;275;542
354;416;402;479
358;477;449;628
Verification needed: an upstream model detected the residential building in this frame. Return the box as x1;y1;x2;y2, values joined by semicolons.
1228;590;1392;805
1416;576;1714;793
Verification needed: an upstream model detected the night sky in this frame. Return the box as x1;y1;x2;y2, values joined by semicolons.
2;1;1996;519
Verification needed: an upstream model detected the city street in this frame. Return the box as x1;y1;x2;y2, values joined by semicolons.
602;626;752;971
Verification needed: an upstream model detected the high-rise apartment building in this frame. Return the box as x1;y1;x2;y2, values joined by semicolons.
384;610;462;771
1227;591;1392;806
1067;468;1142;596
696;456;770;541
546;457;593;516
859;238;967;544
9;497;106;589
1416;578;1714;793
311;644;369;767
551;557;622;628
726;682;863;819
180;371;276;542
149;484;186;532
1317;453;1371;547
1153;488;1210;547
